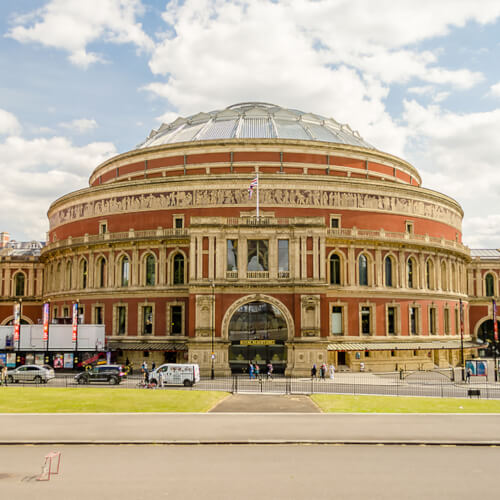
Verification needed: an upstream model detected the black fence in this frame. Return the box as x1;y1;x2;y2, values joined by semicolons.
4;370;500;400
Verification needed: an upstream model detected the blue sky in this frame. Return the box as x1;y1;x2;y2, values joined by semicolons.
1;0;500;247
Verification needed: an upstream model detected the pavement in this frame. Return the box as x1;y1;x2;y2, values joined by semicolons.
209;393;320;412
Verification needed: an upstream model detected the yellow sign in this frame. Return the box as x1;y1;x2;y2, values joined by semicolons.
240;340;275;346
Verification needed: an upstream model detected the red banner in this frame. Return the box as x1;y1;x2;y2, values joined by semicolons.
72;302;78;342
494;300;498;342
13;303;20;342
43;303;50;342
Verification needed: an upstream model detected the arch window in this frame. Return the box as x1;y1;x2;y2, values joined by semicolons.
97;257;106;288
121;256;130;287
173;254;185;285
358;254;368;286
407;258;415;288
385;256;393;287
80;259;88;289
145;254;156;286
14;273;25;297
485;273;495;297
441;261;448;291
66;261;72;290
329;254;341;285
426;259;434;289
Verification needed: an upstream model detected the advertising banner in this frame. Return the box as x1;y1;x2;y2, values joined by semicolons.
13;303;20;342
53;353;63;369
494;300;498;342
466;359;488;376
63;353;74;369
0;353;6;366
6;353;16;367
25;353;34;365
43;302;50;342
72;302;78;342
34;353;44;365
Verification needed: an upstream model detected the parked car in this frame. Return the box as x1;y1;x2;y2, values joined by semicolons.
74;365;126;385
7;364;55;384
148;363;200;387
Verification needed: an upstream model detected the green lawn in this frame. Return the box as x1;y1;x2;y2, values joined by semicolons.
0;387;228;413
311;394;500;413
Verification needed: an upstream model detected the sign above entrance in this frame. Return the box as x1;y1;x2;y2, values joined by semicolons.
240;340;276;346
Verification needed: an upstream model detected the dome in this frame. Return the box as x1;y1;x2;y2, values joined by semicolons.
138;102;375;150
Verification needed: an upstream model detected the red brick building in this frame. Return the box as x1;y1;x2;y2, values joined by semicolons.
1;102;493;374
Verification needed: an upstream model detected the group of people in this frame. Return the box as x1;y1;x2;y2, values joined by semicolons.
311;363;335;380
248;361;273;380
140;360;160;387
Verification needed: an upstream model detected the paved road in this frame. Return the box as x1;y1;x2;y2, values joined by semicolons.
1;413;500;444
1;444;499;499
209;394;320;412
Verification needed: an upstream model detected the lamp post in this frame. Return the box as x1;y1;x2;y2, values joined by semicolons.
211;281;215;380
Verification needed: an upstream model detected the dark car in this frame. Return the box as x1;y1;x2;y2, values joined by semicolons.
74;365;126;385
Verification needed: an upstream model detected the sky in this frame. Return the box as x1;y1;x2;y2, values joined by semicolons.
1;0;500;248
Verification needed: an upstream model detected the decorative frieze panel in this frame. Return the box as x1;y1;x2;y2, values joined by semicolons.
49;186;462;230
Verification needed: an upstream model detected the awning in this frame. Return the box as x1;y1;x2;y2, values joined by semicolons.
108;342;188;351
327;341;481;351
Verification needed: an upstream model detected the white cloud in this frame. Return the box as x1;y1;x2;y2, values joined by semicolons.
7;0;154;68
0;109;22;136
59;118;98;133
402;100;500;246
0;112;116;240
490;81;500;97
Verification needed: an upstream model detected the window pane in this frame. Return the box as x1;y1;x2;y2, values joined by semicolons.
247;240;269;271
146;255;156;286
330;255;340;285
388;307;395;334
15;274;25;296
385;257;392;287
121;257;129;287
171;306;182;335
227;240;238;271
118;307;126;334
331;306;342;335
278;240;289;272
143;306;153;334
407;259;414;288
410;307;417;335
486;274;494;296
95;306;103;325
361;306;370;334
99;258;106;288
173;255;184;284
359;255;368;286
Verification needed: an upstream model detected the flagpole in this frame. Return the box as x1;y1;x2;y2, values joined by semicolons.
256;171;259;219
460;299;464;381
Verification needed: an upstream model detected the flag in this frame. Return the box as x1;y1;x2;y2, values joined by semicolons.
13;303;20;343
494;299;498;341
72;302;79;342
248;176;258;199
43;303;50;342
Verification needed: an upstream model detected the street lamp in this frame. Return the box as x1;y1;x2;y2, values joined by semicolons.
211;281;215;380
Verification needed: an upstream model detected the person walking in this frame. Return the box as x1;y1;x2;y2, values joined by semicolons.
267;362;273;380
329;364;335;380
255;363;260;380
249;362;255;380
320;363;326;380
311;364;317;379
152;361;156;371
466;367;472;383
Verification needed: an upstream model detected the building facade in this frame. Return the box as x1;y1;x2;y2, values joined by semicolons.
1;102;495;374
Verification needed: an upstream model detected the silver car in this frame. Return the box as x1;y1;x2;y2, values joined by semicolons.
7;364;55;384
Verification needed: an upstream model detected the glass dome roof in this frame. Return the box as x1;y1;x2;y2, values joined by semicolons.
138;102;375;150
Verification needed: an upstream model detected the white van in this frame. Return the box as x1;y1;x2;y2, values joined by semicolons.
149;363;200;387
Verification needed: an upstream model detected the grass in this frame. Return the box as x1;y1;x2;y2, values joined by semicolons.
311;394;500;413
0;387;228;413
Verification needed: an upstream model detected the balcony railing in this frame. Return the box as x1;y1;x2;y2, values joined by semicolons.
326;227;469;254
247;271;269;279
226;271;238;279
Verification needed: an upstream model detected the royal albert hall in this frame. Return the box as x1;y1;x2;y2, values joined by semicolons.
20;102;485;375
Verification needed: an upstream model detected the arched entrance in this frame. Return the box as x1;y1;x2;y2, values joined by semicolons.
228;300;288;373
477;319;500;356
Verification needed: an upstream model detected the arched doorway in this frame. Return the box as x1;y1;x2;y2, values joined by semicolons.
477;319;500;356
228;301;288;373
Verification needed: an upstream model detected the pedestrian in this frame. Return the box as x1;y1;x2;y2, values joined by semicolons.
255;363;260;380
311;364;317;379
1;365;7;386
267;362;273;380
360;362;365;372
152;361;156;371
466;367;472;383
249;362;255;380
329;364;335;380
142;360;148;372
319;364;325;380
158;369;164;388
